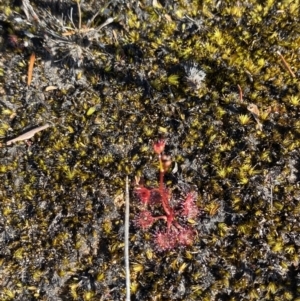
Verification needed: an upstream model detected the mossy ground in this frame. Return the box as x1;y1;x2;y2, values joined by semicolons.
0;0;300;300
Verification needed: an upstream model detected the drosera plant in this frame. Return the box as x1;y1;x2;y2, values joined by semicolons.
134;139;199;251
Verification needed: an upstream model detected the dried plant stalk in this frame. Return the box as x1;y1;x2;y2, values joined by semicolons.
27;52;35;86
277;51;296;78
125;176;131;301
6;124;50;145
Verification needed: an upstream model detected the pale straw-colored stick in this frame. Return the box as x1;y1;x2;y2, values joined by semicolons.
6;124;50;145
125;176;131;301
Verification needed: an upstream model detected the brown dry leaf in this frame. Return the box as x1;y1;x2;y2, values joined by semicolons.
247;103;263;130
247;103;260;117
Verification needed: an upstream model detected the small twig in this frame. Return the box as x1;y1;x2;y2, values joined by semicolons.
112;29;119;45
27;52;35;86
6;124;50;145
265;174;273;214
237;84;243;102
125;176;131;301
277;51;296;78
95;17;115;31
270;177;273;214
87;10;100;28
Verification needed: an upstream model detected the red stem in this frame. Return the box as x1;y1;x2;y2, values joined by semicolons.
159;156;172;217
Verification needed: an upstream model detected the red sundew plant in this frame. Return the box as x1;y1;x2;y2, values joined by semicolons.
134;140;199;251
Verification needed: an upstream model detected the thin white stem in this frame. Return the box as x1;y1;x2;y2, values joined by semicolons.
68;7;77;30
96;17;115;31
76;0;82;30
87;10;100;28
270;177;273;214
125;176;131;301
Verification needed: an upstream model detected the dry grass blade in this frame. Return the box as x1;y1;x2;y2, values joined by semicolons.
22;0;40;22
277;51;296;78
